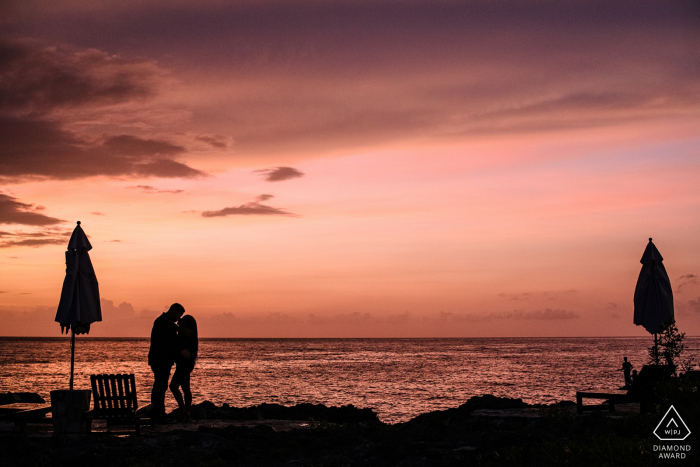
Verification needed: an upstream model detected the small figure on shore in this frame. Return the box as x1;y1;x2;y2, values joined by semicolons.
148;303;186;422
631;369;638;385
170;314;198;422
620;357;633;387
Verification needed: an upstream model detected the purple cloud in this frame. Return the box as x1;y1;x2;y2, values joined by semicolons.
202;195;297;217
0;118;204;180
0;37;205;181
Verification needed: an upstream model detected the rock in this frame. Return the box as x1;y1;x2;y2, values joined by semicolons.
190;400;218;419
0;390;670;467
459;394;529;411
186;401;381;424
548;400;577;407
0;392;45;405
406;394;531;426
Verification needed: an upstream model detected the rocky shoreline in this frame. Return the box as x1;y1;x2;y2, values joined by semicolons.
1;393;698;466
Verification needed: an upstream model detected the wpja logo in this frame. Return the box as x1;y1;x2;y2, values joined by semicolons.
653;405;691;460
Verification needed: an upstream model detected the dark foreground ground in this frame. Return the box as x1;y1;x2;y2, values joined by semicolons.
1;392;698;467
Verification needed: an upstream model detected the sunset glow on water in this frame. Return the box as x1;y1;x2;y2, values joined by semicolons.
3;337;698;424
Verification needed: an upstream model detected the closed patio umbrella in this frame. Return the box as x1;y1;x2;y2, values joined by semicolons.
633;238;674;362
55;221;102;389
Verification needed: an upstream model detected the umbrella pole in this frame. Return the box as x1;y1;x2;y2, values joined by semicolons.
70;328;75;390
654;333;659;365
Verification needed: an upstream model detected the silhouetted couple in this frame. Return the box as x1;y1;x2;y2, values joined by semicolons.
148;303;198;422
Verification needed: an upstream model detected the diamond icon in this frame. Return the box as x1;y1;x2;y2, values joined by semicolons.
654;406;691;441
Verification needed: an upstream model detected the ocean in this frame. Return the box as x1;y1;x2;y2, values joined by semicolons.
1;337;696;424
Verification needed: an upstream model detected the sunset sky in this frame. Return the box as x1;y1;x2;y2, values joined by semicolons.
1;0;699;337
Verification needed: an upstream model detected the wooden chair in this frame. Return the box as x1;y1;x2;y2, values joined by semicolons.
86;374;152;434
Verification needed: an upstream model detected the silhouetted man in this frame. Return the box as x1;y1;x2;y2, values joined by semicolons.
621;357;633;387
148;303;185;422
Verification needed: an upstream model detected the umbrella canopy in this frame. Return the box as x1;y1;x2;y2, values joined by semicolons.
55;221;101;390
633;238;674;335
55;221;102;334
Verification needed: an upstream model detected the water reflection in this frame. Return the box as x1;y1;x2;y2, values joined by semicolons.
1;337;695;424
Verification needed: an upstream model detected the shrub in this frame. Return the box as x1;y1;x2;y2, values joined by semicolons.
647;321;690;373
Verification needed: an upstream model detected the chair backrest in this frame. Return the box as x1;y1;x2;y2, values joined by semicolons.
90;374;139;417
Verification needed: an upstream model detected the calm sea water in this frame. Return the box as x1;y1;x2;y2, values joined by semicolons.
1;337;697;423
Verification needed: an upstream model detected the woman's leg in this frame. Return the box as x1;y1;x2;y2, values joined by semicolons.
169;371;185;412
181;372;192;420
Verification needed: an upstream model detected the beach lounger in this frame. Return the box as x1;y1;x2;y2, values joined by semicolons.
86;374;152;434
0;402;52;433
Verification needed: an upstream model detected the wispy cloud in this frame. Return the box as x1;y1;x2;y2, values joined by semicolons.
502;309;579;320
438;308;579;322
0;192;74;248
255;167;305;182
676;274;698;293
201;194;297;217
3;3;698;162
0;37;205;181
498;290;576;301
0;119;204;180
0;194;64;226
542;290;577;301
0;228;71;249
195;134;228;149
498;292;530;301
127;185;185;194
94;1;699;157
606;303;621;318
688;297;700;314
0;38;157;113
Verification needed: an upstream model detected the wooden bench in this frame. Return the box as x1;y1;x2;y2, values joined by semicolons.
86;374;152;434
576;365;675;414
576;390;630;413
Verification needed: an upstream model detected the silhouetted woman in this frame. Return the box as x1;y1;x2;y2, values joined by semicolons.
170;314;198;422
